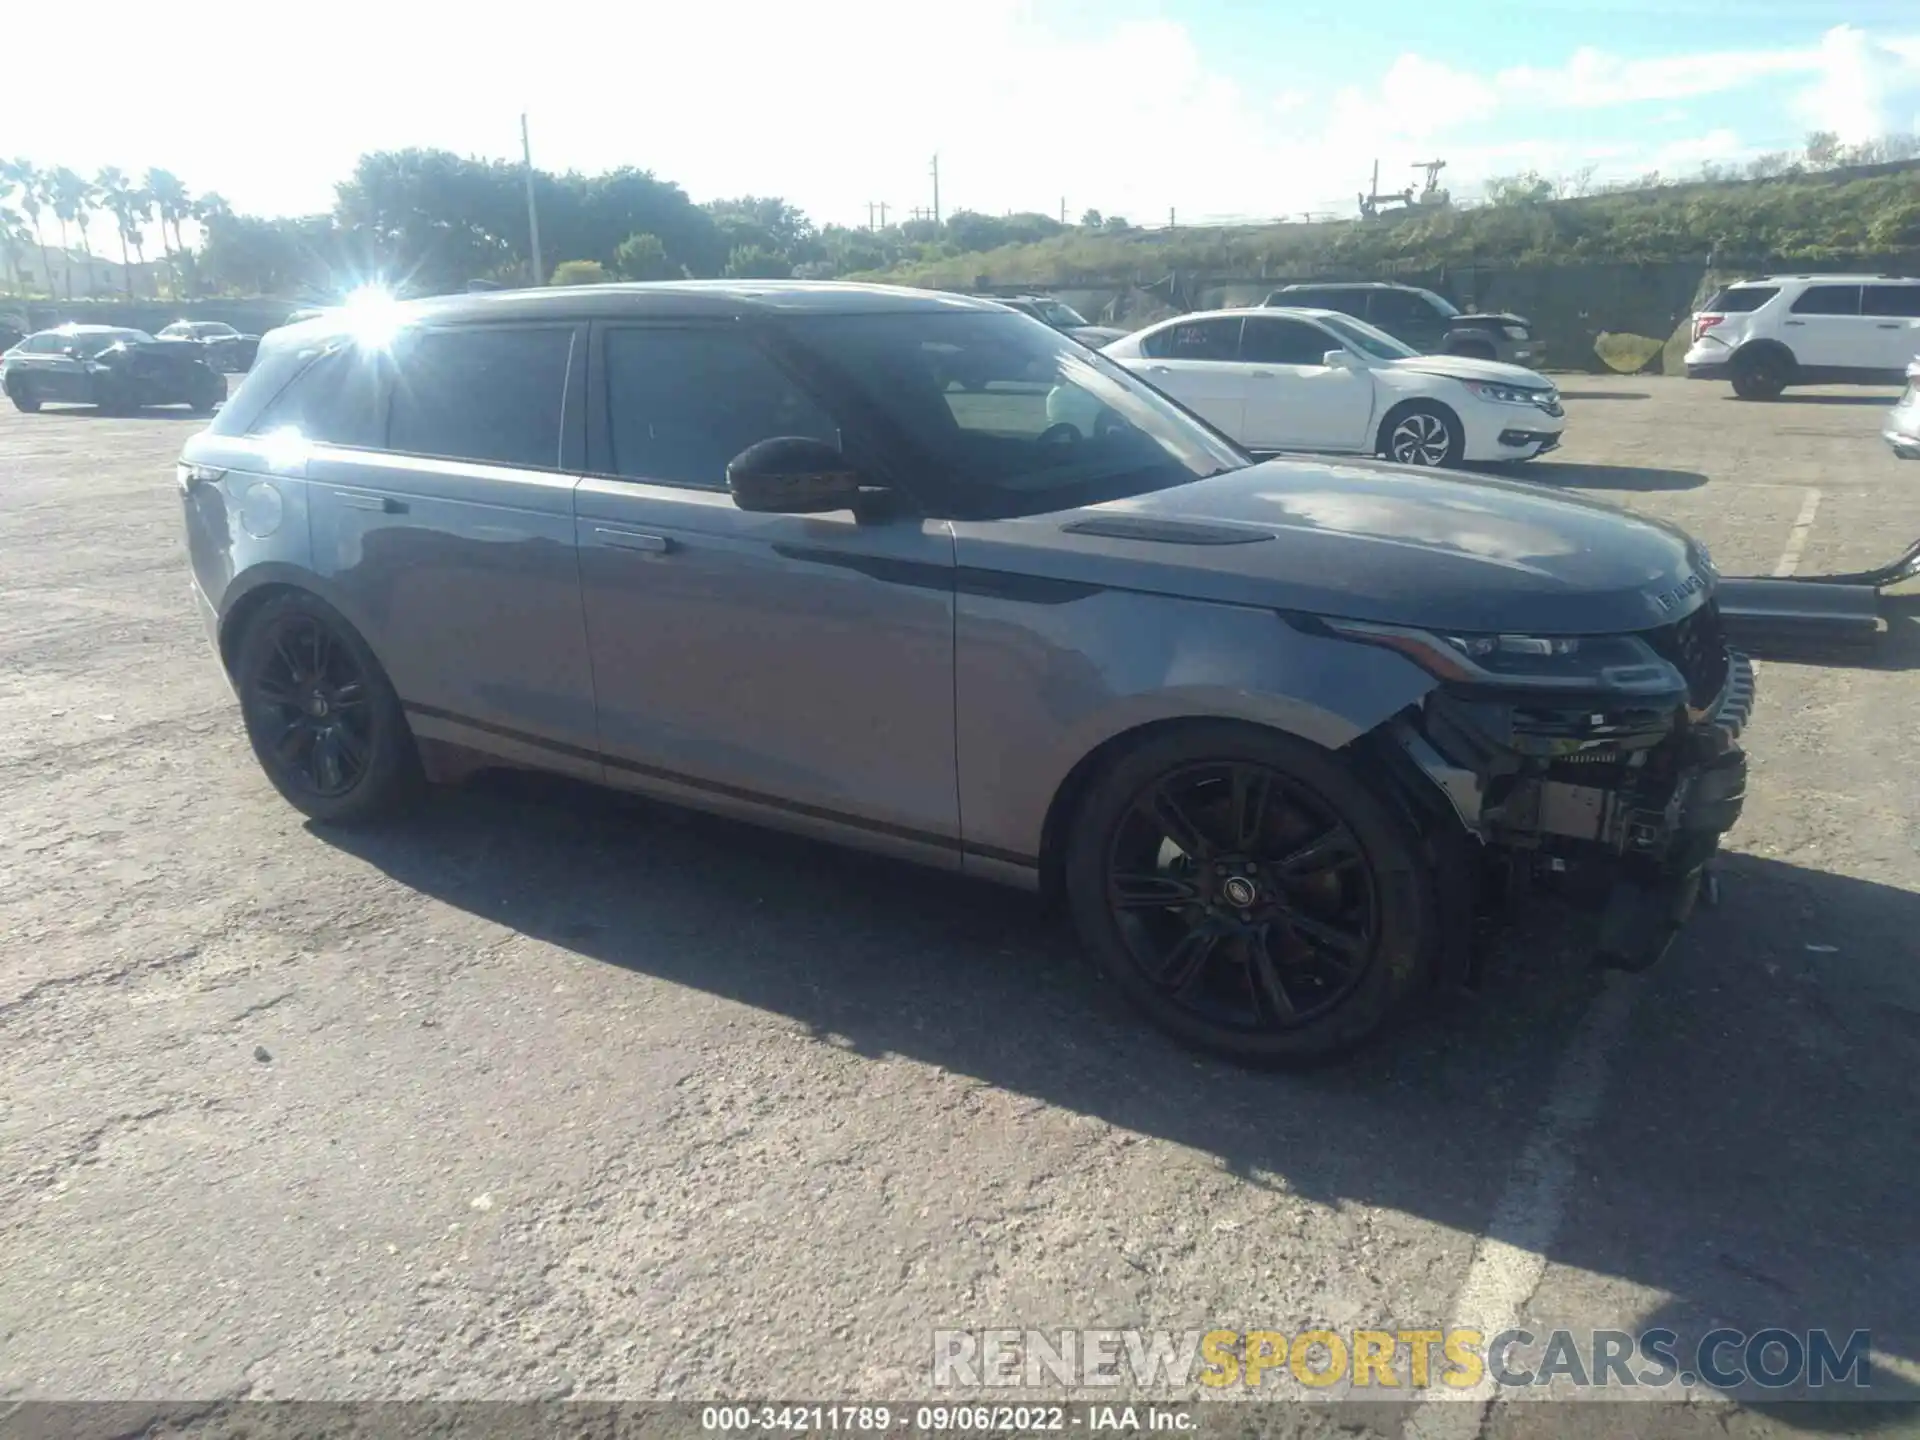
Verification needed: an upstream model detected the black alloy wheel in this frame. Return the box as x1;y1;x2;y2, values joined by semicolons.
235;593;419;822
1065;724;1435;1065
1730;347;1791;400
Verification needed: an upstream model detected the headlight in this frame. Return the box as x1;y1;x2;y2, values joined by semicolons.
1321;619;1683;693
1502;325;1529;341
1461;379;1546;406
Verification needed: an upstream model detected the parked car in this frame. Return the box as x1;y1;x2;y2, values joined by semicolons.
969;293;1127;348
1264;282;1543;367
157;320;261;373
3;325;225;414
1082;307;1564;465
1685;274;1920;399
0;313;26;355
178;282;1748;1065
1887;358;1920;460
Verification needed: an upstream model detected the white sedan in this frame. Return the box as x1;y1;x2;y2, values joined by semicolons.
1057;307;1566;466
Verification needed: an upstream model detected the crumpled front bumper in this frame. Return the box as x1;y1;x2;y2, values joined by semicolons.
1395;651;1754;972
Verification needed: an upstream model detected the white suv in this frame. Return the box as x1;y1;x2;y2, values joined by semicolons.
1685;274;1920;399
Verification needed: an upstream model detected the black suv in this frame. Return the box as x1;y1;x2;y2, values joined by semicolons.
1265;282;1541;367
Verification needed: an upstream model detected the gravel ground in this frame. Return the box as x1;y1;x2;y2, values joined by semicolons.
1;374;1916;1438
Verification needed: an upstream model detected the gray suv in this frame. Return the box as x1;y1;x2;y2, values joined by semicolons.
1266;282;1543;367
180;282;1750;1065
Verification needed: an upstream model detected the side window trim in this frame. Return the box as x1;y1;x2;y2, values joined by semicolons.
244;340;394;452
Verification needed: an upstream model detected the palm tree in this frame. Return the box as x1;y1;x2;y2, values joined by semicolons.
1;159;54;296
48;167;96;299
96;166;143;299
145;167;191;296
0;202;29;296
188;192;231;297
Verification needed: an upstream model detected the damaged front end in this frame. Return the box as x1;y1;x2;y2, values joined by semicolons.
1330;599;1752;973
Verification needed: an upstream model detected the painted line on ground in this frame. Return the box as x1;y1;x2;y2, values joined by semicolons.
1771;487;1822;577
1400;974;1646;1440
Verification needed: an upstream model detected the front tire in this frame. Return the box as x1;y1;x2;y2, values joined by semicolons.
1379;401;1465;467
1064;723;1437;1066
234;591;421;824
5;377;40;413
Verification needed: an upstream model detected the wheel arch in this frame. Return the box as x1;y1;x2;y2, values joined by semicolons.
1373;394;1461;456
215;565;376;679
1730;337;1797;370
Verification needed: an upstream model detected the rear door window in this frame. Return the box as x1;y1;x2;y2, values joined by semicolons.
1704;287;1778;312
1863;285;1920;318
1790;285;1862;315
386;326;575;470
1366;289;1438;328
599;326;840;489
1140;317;1243;360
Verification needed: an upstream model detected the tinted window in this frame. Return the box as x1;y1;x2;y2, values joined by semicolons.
387;326;574;470
1140;317;1243;360
1863;284;1920;318
1790;285;1861;316
1367;288;1442;327
248;344;387;449
1705;287;1778;313
24;334;62;353
1240;317;1337;365
1290;289;1367;318
602;327;839;489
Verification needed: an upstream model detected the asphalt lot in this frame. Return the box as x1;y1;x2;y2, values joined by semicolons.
1;374;1917;1436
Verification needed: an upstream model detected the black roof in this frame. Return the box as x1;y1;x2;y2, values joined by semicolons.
370;280;1003;329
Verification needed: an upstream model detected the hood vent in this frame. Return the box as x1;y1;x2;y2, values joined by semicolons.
1061;516;1274;546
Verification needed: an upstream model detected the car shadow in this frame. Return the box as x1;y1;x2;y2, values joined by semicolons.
28;405;211;421
1725;394;1904;407
1505;460;1710;491
315;772;1920;1417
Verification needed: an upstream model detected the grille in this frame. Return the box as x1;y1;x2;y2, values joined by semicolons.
1646;600;1730;708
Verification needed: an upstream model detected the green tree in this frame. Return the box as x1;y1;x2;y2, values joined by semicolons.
550;259;610;285
613;232;675;280
723;244;791;279
95;166;140;299
1079;208;1103;228
0;201;29;294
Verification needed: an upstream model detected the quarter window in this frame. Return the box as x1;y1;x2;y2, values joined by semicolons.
1790;285;1862;316
386;326;574;470
601;328;840;489
1862;285;1920;318
248;344;387;449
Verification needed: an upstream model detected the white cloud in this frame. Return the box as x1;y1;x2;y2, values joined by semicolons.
4;5;1918;234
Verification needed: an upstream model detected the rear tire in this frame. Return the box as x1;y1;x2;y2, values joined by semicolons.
1063;723;1437;1066
189;373;223;414
1378;400;1466;467
234;591;422;825
1730;346;1792;400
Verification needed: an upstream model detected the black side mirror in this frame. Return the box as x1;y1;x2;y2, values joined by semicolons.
727;437;866;514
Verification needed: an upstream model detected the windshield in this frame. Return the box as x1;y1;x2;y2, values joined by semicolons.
1317;313;1420;361
782;311;1248;519
1035;299;1091;329
1415;288;1460;318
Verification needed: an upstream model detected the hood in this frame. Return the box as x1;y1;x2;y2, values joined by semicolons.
1387;353;1552;387
1070;325;1128;347
1450;311;1529;330
953;458;1713;635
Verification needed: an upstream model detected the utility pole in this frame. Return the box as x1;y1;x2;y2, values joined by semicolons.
878;201;888;229
1060;196;1066;224
931;153;941;225
1169;206;1176;232
521;113;544;286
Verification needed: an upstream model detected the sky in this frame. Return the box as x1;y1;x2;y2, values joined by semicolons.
8;0;1920;245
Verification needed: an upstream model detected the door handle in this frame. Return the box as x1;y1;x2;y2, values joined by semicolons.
1146;365;1173;374
1248;370;1275;378
594;527;672;553
1784;320;1805;326
1876;322;1904;329
336;492;406;514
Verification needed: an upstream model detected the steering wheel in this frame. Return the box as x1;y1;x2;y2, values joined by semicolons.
1037;422;1082;448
